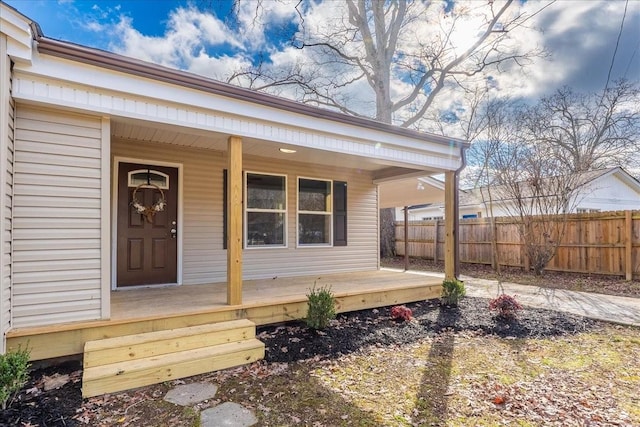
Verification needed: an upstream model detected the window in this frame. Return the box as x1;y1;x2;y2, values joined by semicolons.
245;172;287;247
298;178;332;245
577;208;601;214
128;169;169;189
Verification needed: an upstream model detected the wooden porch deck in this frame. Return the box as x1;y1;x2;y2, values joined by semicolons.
7;269;443;361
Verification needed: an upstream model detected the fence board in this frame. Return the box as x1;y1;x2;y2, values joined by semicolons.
395;210;640;279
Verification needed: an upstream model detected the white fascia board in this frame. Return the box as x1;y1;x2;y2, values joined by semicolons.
11;73;462;172
0;3;33;63
14;52;461;158
611;169;640;194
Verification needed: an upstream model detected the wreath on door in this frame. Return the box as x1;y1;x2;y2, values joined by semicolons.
131;184;166;223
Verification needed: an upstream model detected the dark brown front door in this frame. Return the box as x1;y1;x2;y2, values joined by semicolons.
117;162;178;287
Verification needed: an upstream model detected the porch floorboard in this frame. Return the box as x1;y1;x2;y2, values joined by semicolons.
111;269;441;320
7;269;443;361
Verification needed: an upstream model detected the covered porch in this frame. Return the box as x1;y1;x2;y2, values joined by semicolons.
2;11;467;362
7;269;443;361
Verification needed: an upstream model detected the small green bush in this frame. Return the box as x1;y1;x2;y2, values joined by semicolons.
441;279;466;306
305;284;336;330
0;346;30;410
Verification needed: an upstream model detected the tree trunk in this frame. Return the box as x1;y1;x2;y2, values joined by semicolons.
380;207;396;258
490;216;501;275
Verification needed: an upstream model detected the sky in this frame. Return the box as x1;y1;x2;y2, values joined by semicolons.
4;0;640;119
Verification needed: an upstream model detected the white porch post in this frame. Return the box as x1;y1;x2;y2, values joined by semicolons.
227;136;243;305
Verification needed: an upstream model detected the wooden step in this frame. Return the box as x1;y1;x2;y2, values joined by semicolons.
83;319;256;368
82;320;264;397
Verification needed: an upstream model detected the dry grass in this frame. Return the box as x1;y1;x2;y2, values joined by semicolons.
79;324;640;426
13;258;640;426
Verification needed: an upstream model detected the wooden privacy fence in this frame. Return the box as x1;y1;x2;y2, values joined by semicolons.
395;210;640;280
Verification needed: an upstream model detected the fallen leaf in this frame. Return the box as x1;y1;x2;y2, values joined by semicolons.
493;396;506;405
43;374;70;391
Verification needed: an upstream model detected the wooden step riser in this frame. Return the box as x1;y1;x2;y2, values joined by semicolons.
84;324;255;368
82;339;265;397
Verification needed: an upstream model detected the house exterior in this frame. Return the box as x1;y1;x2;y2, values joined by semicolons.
0;3;467;356
397;168;640;221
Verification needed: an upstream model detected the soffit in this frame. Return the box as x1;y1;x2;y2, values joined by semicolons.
110;118;438;175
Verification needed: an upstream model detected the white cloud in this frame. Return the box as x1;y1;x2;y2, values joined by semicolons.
98;6;249;76
78;0;637;130
233;0;300;49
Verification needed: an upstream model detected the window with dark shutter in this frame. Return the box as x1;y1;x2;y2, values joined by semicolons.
298;178;332;246
333;181;347;246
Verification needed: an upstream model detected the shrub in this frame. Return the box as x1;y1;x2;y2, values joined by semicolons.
489;294;523;320
390;305;412;322
0;346;30;410
441;279;466;306
305;284;336;330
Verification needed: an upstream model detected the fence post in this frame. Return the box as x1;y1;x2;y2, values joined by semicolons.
404;207;409;271
434;219;439;262
626;210;633;281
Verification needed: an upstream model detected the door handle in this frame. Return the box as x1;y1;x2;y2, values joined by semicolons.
170;228;177;238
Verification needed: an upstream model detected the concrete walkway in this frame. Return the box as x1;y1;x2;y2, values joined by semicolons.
386;268;640;327
463;275;640;327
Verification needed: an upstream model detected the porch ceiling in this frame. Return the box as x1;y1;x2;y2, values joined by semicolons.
378;177;446;209
111;118;440;178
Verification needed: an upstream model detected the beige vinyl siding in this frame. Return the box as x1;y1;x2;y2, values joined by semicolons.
3;79;14;334
112;139;378;285
242;156;378;279
12;107;104;328
1;35;14;349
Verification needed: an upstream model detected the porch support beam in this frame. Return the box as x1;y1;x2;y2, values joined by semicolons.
444;171;458;280
227;136;243;305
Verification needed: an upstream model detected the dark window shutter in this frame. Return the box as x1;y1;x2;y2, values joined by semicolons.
223;169;227;249
333;181;347;246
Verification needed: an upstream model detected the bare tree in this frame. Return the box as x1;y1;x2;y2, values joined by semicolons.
488;137;588;275
224;0;549;128
464;96;519;273
293;0;548;128
466;80;639;275
223;0;550;258
517;79;640;172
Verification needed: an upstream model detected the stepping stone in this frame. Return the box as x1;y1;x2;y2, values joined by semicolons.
164;382;218;406
201;402;258;427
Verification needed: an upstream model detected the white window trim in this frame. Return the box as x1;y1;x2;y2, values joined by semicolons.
244;171;288;249
128;169;170;189
297;176;333;248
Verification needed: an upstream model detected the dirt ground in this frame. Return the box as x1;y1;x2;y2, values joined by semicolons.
382;256;640;298
2;261;638;426
1;297;605;426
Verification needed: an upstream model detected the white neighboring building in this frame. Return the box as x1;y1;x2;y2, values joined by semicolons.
396;167;640;221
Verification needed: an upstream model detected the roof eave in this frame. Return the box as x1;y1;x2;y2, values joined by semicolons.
33;36;469;150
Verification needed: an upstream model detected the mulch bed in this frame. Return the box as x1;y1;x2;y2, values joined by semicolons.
1;358;83;426
258;297;595;363
1;297;595;426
